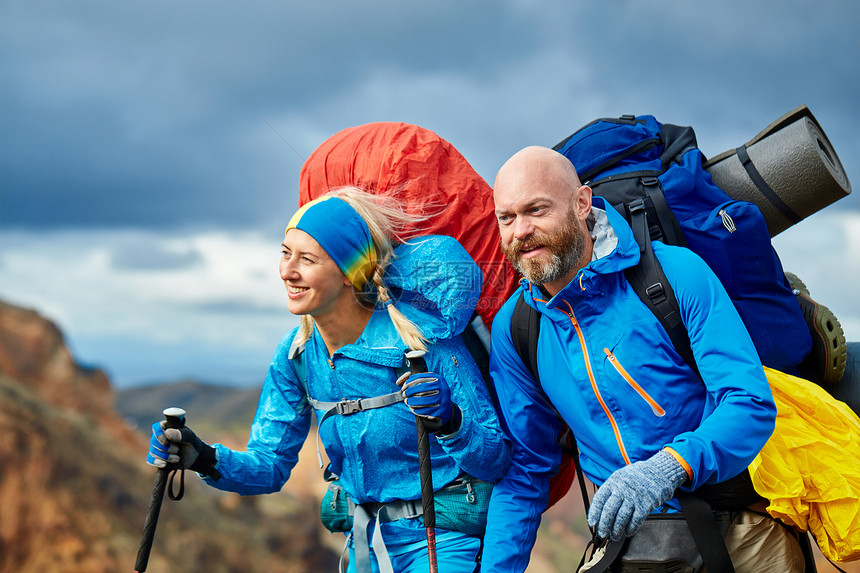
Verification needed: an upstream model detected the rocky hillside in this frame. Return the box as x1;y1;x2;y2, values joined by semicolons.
0;299;339;573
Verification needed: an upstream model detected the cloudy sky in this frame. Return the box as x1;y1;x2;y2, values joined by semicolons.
2;1;858;388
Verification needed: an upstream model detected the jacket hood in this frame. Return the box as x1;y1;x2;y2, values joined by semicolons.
581;196;641;277
383;234;482;341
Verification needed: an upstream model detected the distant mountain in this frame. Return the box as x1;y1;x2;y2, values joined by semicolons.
117;380;263;441
0;299;338;573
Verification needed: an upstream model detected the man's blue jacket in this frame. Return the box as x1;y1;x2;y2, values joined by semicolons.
482;197;776;572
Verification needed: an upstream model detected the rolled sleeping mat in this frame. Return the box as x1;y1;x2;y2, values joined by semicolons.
704;105;852;237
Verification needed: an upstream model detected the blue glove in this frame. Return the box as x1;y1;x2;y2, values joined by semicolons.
147;421;176;467
146;421;220;479
587;450;688;541
399;371;461;434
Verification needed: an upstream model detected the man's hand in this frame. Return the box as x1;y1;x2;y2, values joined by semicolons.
587;450;688;541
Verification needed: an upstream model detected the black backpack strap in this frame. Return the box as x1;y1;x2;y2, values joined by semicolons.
561;428;592;517
511;292;541;381
677;491;736;573
640;176;688;247
623;198;698;375
510;293;594;518
460;315;493;387
735;144;802;225
624;201;742;572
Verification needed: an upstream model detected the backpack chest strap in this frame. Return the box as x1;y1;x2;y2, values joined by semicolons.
310;391;406;426
308;390;407;470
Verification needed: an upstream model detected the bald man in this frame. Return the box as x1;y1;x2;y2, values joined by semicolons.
481;147;804;572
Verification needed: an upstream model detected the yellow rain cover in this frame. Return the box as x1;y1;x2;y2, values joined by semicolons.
748;367;860;562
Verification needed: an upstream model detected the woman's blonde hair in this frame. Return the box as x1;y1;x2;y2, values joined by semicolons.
294;186;434;351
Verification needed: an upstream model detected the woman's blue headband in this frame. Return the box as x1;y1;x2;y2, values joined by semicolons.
285;196;377;289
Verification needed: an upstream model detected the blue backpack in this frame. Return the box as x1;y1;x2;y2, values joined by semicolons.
553;114;811;372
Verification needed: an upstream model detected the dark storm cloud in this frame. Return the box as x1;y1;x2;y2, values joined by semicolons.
0;0;538;231
1;0;857;236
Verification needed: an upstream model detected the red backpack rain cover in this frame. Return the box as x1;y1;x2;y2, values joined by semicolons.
298;121;517;328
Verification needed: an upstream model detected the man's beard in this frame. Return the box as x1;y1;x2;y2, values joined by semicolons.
501;211;586;286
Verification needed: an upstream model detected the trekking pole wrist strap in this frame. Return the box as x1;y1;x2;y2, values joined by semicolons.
190;443;221;481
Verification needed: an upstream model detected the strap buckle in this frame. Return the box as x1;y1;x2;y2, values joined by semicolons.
628;197;646;215
335;399;363;416
645;282;668;305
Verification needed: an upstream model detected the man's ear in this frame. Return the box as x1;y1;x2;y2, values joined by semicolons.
574;185;593;219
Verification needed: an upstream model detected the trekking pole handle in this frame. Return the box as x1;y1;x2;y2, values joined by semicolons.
405;349;428;377
405;350;438;573
134;407;186;573
163;407;186;431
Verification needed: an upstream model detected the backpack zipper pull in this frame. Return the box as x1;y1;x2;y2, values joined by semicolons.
719;209;736;233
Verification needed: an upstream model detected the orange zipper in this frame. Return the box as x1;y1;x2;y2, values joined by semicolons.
560;300;631;465
604;349;666;417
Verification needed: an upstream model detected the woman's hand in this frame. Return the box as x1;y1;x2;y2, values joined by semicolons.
399;371;461;435
146;420;221;480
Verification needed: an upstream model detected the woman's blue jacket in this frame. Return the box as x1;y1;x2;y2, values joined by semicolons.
204;235;511;546
482;198;776;572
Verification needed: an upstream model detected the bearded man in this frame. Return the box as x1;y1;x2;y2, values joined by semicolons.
481;146;805;573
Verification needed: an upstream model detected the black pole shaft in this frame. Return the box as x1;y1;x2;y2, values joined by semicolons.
134;408;185;573
134;467;170;572
405;350;438;573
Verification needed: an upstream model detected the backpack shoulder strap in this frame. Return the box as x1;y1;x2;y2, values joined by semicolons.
289;336;308;388
511;292;541;382
510;292;592;517
623;198;698;375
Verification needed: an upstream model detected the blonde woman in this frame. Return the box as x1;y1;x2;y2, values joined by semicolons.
148;188;511;573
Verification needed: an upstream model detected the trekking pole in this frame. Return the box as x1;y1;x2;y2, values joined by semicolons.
134;407;186;573
405;349;439;573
